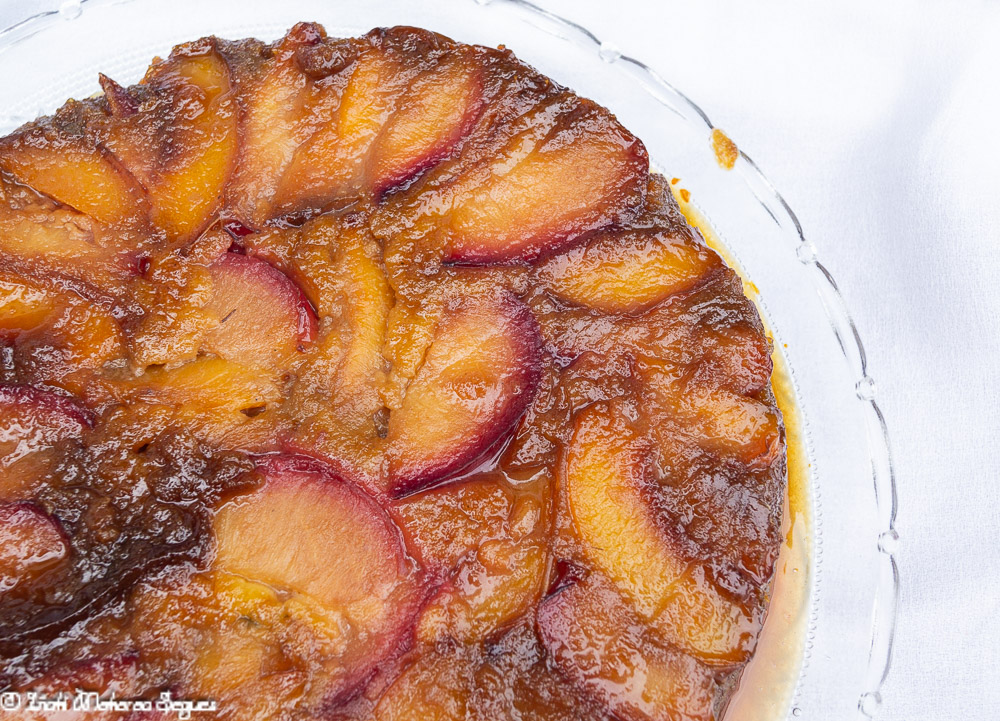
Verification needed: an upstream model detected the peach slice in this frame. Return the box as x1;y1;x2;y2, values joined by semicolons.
444;103;648;264
564;402;758;664
0;122;146;226
386;292;542;496
537;227;720;314
202;252;317;371
103;44;238;240
537;574;719;721
0;502;69;593
368;55;483;199
0;385;91;499
211;456;422;702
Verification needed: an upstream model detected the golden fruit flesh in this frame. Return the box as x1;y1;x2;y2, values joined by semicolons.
0;24;785;721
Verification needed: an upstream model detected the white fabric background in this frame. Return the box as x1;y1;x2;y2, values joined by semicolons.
513;5;1000;719
1;1;998;719
522;3;1000;720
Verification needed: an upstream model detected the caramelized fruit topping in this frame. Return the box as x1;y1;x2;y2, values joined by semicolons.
0;24;785;721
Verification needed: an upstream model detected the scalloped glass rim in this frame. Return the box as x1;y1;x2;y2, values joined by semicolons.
0;1;899;719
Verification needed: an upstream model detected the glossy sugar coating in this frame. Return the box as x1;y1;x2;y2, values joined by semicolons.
0;23;785;721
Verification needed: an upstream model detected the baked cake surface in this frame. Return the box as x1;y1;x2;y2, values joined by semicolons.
0;23;786;721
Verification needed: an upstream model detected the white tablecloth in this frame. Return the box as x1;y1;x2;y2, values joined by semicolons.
537;3;1000;719
1;1;997;719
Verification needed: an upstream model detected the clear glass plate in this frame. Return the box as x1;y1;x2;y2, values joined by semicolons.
0;1;899;719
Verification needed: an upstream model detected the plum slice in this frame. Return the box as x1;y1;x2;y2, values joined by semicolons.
273;43;419;214
278;218;392;489
418;540;547;646
202;252;317;371
0;215;129;398
537;573;720;721
0;502;68;593
129;357;284;449
13;653;166;721
102;43;239;240
225;23;344;227
211;455;423;702
0;121;146;226
0;385;91;499
124;241;312;449
372;650;473;721
132;569;350;719
638;359;782;467
688;387;782;465
563;402;758;664
0;178;130;289
135;357;280;408
0;385;92;455
368;54;483;199
537;227;721;314
123;227;235;370
696;323;774;397
0;274;56;339
395;474;550;644
386;292;542;496
0;271;126;397
444;103;648;264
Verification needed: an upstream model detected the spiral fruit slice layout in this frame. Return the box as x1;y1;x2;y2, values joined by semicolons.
0;23;785;721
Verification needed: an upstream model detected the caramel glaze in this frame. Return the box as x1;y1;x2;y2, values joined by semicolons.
676;191;810;721
0;23;789;721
